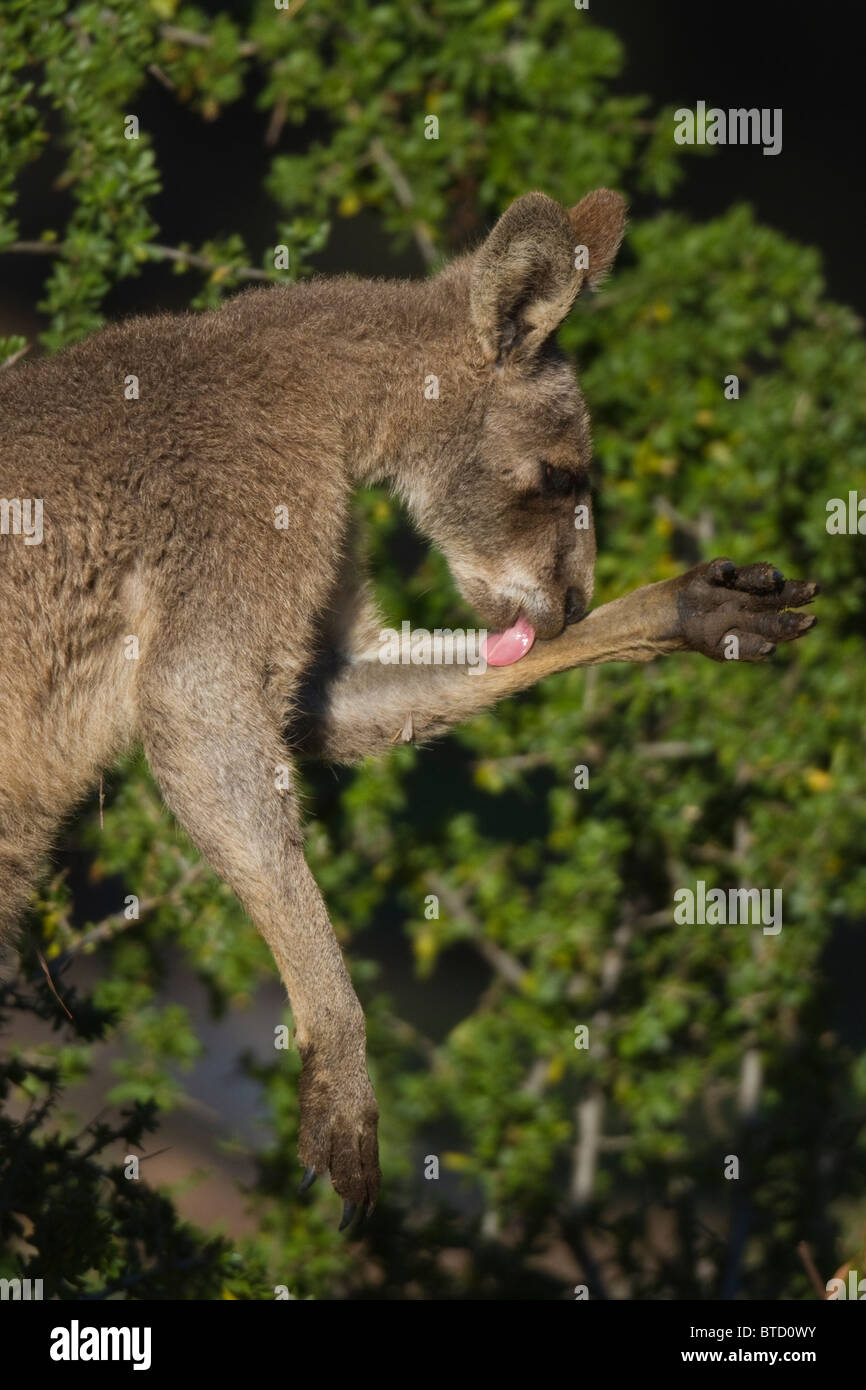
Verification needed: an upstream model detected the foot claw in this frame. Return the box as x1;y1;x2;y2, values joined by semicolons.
297;1048;381;1216
299;1166;317;1195
339;1200;358;1232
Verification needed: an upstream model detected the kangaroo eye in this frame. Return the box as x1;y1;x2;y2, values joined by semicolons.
541;461;574;496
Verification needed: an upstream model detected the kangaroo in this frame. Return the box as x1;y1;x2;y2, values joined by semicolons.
0;189;818;1225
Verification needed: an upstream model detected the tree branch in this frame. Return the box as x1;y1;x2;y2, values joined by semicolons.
367;137;438;268
60;859;208;958
3;240;272;282
425;874;527;988
158;24;258;58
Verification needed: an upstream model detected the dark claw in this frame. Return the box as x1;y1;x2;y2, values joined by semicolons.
298;1166;317;1195
339;1200;358;1232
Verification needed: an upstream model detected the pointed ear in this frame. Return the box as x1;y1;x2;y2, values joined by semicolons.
567;187;627;289
470;192;583;363
470;189;627;363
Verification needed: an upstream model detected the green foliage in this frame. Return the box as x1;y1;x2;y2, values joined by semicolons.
1;0;864;1300
0;972;271;1298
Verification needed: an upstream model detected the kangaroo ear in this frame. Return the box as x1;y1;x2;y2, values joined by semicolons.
470;192;584;363
567;187;628;289
470;189;626;363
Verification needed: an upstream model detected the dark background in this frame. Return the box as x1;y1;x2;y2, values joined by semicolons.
609;0;865;313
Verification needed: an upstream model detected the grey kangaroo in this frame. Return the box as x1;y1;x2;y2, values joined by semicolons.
0;189;818;1223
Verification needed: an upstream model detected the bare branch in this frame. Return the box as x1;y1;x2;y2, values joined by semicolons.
426;874;527;988
265;97;288;148
796;1241;828;1299
571;1092;603;1207
0;341;31;369
569;922;634;1209
3;239;272;282
147;63;177;92
654;495;715;545
367;137;438;267
635;740;713;760
158;25;258;58
61;859;207;958
144;243;271;280
35;948;74;1021
3;240;57;255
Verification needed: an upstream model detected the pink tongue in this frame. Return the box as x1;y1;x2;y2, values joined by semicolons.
484;615;537;667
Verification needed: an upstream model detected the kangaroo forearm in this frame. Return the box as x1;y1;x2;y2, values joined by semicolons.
301;577;684;763
297;557;820;764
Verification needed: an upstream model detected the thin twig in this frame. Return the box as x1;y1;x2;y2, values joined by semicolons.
265;97;287;148
35;948;74;1022
3;241;57;255
3;240;272;282
569;922;633;1209
158;24;258;58
138;1146;173;1163
0;341;31;369
61;859;207;958
654;496;715;545
635;740;713;760
367;137;437;267
796;1241;828;1299
426;874;527;987
572;1093;603;1207
145;243;271;280
147;63;176;92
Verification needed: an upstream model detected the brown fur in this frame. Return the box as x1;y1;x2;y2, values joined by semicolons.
0;190;817;1214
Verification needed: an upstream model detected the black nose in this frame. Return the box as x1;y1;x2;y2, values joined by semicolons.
564;587;585;625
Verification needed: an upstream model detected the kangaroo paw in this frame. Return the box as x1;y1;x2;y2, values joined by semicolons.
675;558;819;662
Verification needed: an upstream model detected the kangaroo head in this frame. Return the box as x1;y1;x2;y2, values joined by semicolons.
414;189;626;662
